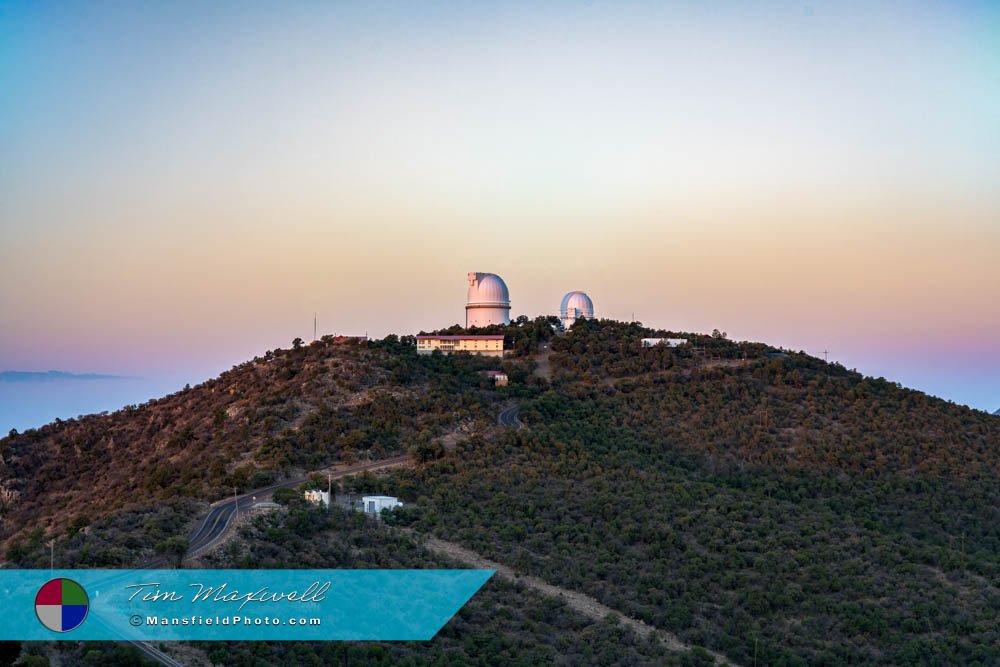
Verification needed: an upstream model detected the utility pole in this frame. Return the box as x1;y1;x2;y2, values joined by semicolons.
327;473;332;512
314;313;317;342
233;486;239;521
823;349;829;363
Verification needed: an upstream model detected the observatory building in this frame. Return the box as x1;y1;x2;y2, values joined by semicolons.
466;272;511;328
560;291;595;329
416;334;504;357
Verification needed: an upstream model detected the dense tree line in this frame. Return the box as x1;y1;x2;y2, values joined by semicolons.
380;322;1000;666
191;504;690;666
5;498;200;567
388;433;998;665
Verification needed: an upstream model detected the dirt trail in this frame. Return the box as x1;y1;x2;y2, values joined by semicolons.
416;533;737;666
533;343;553;382
698;358;752;370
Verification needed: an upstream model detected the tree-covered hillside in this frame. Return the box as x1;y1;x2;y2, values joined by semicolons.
2;319;997;665
0;336;507;549
380;321;999;665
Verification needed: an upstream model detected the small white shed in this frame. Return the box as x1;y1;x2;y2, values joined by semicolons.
362;495;403;514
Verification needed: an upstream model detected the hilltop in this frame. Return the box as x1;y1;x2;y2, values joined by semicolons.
0;334;509;549
2;319;998;665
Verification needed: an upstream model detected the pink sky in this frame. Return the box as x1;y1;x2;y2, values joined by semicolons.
1;2;998;413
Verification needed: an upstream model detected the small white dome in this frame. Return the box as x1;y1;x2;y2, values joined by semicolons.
467;272;510;306
560;291;594;320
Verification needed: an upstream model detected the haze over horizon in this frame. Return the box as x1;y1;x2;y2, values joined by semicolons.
2;1;998;423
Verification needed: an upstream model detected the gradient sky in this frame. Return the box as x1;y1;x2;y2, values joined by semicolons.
1;1;998;417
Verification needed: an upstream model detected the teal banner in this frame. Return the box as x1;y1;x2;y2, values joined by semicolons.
0;569;494;640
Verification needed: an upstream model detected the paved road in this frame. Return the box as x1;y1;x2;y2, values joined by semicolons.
86;561;181;666
498;404;523;429
129;641;185;667
125;454;412;666
185;455;411;558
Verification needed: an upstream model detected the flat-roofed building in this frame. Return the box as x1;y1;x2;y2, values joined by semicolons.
304;490;330;507
416;335;504;357
481;370;509;386
362;496;403;514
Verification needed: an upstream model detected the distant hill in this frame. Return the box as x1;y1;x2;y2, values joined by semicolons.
0;370;127;382
994;408;1000;416
2;319;998;665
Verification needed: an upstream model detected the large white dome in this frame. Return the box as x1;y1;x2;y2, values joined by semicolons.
467;272;510;306
560;291;595;328
466;272;511;327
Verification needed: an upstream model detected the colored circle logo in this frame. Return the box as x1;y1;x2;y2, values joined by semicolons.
35;578;89;632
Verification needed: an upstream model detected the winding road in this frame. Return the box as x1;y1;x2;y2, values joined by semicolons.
497;404;523;429
186;406;520;559
129;407;517;665
125;454;413;666
185;455;412;558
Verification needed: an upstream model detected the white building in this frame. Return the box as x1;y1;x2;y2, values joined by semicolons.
481;370;508;386
642;338;688;348
304;490;330;507
466;272;511;327
362;495;403;514
416;335;504;357
559;291;595;329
